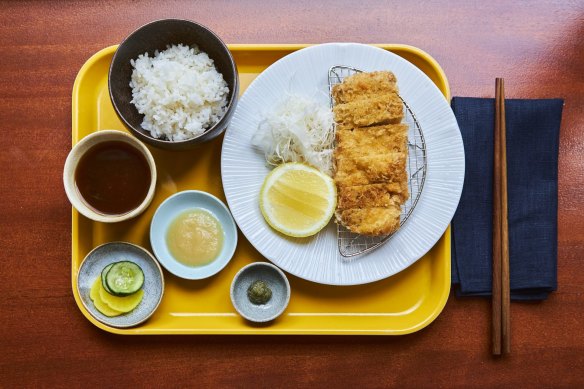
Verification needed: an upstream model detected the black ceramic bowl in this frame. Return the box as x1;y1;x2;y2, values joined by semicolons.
109;19;239;150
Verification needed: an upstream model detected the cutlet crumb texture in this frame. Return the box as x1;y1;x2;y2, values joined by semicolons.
332;71;409;236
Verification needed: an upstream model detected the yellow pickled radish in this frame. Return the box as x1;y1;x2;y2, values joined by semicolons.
89;278;122;317
98;281;144;313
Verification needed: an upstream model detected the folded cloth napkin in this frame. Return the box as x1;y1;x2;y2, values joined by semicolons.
451;97;563;301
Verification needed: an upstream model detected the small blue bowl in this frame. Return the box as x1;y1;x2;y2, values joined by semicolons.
150;190;238;280
230;262;291;323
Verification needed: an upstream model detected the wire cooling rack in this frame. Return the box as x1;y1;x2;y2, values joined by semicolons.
328;66;427;257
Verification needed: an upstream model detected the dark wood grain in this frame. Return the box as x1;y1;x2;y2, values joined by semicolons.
1;0;583;387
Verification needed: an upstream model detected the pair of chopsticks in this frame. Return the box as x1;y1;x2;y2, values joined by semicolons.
492;78;511;355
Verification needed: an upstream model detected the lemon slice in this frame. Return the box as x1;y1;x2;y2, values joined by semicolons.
260;163;336;237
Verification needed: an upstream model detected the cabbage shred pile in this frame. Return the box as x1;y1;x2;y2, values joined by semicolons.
252;95;335;176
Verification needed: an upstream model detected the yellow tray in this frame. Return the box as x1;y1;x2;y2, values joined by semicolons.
72;44;451;335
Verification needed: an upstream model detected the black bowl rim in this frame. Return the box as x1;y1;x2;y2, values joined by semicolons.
108;18;239;145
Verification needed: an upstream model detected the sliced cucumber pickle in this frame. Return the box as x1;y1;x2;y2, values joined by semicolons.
105;261;144;296
101;263;115;294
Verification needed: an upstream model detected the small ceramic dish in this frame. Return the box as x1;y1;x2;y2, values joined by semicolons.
63;129;157;223
150;190;238;280
76;242;164;328
108;18;239;150
230;262;291;323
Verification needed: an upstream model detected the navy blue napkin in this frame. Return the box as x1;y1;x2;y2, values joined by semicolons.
451;97;563;301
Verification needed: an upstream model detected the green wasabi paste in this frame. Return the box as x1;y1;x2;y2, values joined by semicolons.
247;280;272;305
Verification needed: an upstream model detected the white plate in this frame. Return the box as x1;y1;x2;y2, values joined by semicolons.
221;43;464;285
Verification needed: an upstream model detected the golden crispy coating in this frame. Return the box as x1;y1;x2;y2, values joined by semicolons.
337;183;409;210
332;71;409;236
332;71;398;104
336;206;401;236
333;93;403;128
336;124;408;157
334;153;407;188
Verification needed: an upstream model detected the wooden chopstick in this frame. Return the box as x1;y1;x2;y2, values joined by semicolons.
492;79;503;356
493;78;511;355
499;78;511;354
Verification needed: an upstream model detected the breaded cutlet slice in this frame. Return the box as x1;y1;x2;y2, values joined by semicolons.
337;182;409;210
333;93;403;127
336;206;401;236
334;153;407;188
335;122;408;134
335;124;409;157
332;71;398;104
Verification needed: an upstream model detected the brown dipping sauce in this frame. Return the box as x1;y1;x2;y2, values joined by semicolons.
75;140;151;215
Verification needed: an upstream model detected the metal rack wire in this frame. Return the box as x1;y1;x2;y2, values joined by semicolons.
328;66;427;257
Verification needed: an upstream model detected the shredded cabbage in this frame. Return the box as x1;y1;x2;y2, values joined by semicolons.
252;95;335;175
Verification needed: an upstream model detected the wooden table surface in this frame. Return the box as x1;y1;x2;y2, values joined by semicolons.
1;1;583;387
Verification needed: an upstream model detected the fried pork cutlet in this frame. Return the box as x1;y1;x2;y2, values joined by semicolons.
333;93;403;128
332;71;398;104
336;124;409;156
332;71;409;236
337;183;409;209
336;206;401;236
334;153;407;188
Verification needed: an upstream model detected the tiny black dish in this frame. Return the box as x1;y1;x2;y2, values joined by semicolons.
109;19;239;150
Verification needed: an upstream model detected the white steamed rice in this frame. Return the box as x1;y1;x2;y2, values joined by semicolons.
129;44;229;141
